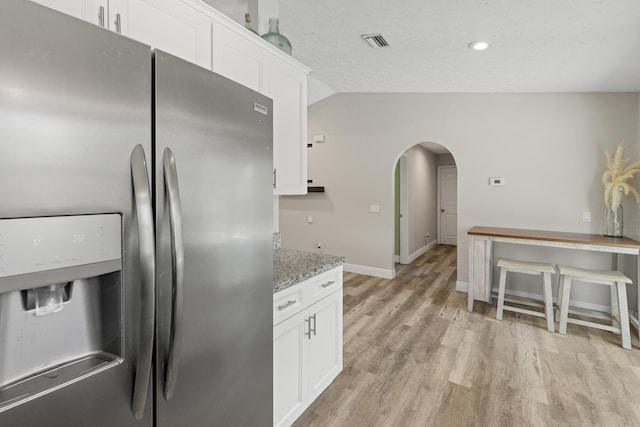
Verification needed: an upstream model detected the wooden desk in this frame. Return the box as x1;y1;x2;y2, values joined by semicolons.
467;226;640;332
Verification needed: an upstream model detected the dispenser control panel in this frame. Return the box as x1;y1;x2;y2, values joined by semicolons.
0;214;121;278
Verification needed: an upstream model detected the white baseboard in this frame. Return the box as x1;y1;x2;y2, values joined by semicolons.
400;240;438;265
394;255;400;263
456;281;468;292
343;263;395;279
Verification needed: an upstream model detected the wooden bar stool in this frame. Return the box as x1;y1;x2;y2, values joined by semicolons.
556;265;632;349
496;258;556;332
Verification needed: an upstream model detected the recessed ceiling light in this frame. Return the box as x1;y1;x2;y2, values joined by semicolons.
468;41;489;50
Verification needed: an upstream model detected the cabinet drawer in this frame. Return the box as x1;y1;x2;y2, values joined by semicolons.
303;269;343;304
273;285;304;325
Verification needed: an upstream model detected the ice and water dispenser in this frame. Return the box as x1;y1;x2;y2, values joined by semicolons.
0;214;123;411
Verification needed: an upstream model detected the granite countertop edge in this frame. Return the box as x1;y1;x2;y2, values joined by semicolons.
273;248;345;293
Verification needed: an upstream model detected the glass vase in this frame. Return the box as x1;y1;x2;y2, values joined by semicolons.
603;205;623;237
261;18;292;55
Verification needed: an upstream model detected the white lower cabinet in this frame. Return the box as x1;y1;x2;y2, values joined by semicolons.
273;267;343;427
305;291;342;404
274;309;306;426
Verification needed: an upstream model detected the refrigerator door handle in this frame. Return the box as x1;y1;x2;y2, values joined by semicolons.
163;147;185;401
130;144;156;419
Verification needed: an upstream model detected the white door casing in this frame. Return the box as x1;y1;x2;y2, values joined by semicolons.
438;166;457;245
399;155;409;264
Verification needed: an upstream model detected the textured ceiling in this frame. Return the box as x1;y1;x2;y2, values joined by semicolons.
205;0;640;93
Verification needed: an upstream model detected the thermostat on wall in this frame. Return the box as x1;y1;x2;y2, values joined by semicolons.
489;177;505;186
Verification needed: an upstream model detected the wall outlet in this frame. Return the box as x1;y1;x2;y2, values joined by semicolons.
308;215;313;223
582;211;591;223
489;177;505;186
369;204;381;213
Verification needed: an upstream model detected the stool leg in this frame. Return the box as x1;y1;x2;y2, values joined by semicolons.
558;275;572;335
616;282;631;349
637;280;640;341
542;272;554;332
496;267;508;321
610;284;620;332
555;273;563;323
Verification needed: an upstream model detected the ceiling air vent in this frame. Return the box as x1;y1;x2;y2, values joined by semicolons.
361;33;390;48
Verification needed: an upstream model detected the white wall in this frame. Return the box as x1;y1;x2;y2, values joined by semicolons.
280;93;640;290
405;145;438;256
437;153;456;167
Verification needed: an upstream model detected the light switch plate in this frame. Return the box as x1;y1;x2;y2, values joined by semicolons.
369;204;381;213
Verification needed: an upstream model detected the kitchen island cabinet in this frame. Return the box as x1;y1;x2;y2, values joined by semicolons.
273;260;344;427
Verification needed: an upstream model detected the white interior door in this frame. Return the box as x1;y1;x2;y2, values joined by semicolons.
438;166;457;245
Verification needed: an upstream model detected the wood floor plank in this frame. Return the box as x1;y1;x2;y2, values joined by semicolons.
448;329;477;388
292;245;640;427
515;321;549;405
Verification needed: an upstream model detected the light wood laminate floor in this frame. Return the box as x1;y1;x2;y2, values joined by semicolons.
293;245;640;426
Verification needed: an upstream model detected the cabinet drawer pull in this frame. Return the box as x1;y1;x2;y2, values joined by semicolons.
321;280;336;288
277;300;296;311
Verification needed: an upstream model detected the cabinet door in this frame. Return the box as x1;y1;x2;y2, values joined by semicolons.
30;0;85;19
122;0;212;69
306;290;343;403
82;0;109;29
273;310;307;427
211;22;266;93
265;58;308;195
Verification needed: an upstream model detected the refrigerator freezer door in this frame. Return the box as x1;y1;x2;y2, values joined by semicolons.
154;51;274;426
0;1;152;425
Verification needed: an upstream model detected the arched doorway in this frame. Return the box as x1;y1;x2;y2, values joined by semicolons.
394;142;457;270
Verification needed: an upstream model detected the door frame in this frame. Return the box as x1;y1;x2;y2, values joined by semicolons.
437;165;457;245
399;155;409;264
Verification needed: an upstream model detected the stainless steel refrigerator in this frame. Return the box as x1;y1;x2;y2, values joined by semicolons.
0;1;273;426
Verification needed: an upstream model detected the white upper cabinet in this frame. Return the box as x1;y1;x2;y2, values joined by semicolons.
209;17;310;195
32;0;212;69
264;58;308;195
82;0;119;31
123;0;211;69
31;0;85;19
31;0;310;195
212;22;266;93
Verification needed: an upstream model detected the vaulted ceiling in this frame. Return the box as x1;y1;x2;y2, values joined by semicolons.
205;0;640;94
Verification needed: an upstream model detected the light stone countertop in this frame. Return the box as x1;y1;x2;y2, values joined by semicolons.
273;248;345;293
